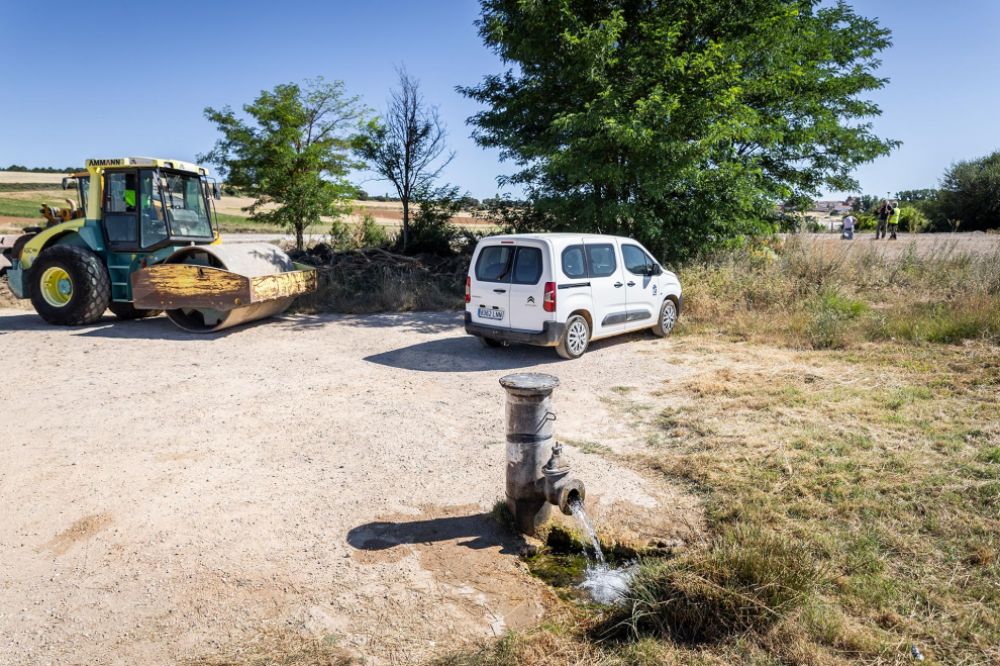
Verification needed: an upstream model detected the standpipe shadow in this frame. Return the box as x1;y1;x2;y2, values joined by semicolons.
347;513;525;556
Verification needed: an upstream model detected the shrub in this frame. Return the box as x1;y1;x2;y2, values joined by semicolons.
357;214;391;248
328;219;354;250
854;213;877;230
399;186;464;255
898;206;929;233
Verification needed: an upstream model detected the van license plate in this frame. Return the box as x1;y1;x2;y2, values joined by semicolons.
479;307;504;321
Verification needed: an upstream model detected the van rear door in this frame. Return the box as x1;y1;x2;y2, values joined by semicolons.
468;242;514;329
506;241;549;332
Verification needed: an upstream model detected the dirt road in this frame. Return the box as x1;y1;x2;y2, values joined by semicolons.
0;310;700;665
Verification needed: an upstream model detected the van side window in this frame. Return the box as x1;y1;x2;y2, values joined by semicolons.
511;247;543;285
561;245;587;279
585;244;617;278
622;244;654;275
475;245;515;282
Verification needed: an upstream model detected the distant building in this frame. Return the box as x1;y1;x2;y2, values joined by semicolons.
811;197;855;215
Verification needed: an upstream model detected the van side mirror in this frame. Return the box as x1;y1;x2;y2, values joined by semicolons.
212;182;222;200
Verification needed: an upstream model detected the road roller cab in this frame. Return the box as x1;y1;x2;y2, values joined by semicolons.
4;157;316;331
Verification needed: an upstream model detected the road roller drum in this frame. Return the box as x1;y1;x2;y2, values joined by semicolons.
130;243;317;332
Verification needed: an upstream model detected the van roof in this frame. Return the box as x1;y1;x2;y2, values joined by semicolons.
479;232;633;244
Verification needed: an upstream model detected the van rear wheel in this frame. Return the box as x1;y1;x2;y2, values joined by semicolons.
557;314;590;359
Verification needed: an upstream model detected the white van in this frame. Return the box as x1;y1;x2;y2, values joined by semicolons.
464;233;682;359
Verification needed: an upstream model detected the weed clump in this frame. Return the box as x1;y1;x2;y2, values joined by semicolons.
806;287;867;349
603;526;821;644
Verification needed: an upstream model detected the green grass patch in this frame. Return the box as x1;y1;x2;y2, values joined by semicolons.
0;196;47;219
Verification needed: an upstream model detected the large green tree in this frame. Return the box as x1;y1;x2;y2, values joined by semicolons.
461;0;898;261
202;78;370;250
933;151;1000;231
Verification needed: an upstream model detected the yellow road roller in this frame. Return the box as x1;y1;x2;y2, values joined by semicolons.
2;157;316;332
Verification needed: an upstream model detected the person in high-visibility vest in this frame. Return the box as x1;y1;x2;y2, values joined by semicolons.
888;201;901;240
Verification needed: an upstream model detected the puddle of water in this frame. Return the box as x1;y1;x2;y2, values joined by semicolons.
580;561;637;605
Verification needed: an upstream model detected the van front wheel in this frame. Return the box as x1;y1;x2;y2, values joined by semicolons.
652;298;678;338
557;315;590;359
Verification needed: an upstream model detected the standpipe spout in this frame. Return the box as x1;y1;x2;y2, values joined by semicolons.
542;442;586;515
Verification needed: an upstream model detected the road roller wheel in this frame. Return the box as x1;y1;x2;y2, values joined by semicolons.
29;245;110;326
108;301;162;320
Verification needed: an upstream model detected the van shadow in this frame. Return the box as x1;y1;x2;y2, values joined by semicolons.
347;513;524;556
364;335;561;372
334;311;463;336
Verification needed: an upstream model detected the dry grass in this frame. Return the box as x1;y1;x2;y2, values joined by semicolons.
642;342;999;662
678;235;1000;348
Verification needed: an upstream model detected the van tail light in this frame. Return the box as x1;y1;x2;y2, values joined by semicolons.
465;276;471;303
543;281;556;312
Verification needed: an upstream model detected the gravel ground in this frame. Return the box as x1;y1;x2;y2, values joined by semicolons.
0;309;700;665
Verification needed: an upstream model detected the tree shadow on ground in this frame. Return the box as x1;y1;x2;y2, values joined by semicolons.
364;335;562;372
347;513;525;556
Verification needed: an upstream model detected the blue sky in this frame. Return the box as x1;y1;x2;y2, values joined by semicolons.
1;1;998;200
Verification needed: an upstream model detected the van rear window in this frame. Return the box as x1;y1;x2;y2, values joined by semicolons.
475;245;515;282
511;247;543;285
562;245;587;279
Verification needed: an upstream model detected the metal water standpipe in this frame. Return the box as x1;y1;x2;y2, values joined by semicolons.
500;373;586;536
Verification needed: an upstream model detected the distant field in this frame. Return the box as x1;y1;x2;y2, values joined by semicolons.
0;171;68;184
0;172;488;234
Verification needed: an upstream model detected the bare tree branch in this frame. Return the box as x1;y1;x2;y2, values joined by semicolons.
356;66;455;251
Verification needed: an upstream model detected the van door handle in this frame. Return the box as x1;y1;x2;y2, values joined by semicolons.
627;281;636;287
613;282;623;288
493;288;507;293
